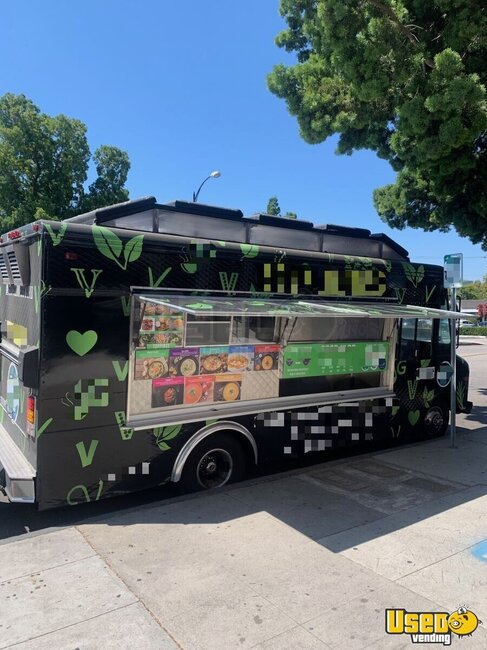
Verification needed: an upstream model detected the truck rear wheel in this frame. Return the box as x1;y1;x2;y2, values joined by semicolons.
424;402;449;437
179;433;246;492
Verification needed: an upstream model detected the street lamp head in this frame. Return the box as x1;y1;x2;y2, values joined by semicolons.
193;170;222;202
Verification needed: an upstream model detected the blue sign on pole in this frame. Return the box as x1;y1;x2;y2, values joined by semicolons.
444;253;463;288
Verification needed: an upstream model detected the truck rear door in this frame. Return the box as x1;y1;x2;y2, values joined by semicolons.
0;230;41;502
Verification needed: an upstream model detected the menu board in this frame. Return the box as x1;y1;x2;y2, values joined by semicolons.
282;341;389;379
138;302;184;348
131;342;281;412
254;345;280;371
134;349;169;380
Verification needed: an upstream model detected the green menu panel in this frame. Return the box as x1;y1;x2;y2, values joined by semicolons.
282;341;389;379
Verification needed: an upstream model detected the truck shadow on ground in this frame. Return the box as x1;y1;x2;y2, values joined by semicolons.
461;391;487;425
2;429;486;555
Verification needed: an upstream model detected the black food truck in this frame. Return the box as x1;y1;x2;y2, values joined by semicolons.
0;197;472;509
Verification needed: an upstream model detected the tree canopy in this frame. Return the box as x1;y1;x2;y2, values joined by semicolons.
268;1;487;248
79;145;130;213
459;275;487;300
266;196;281;215
266;196;298;218
0;93;130;230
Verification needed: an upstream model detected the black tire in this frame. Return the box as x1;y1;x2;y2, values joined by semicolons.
423;401;449;437
179;433;246;493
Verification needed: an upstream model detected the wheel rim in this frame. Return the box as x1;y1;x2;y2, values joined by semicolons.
196;448;233;489
424;406;445;434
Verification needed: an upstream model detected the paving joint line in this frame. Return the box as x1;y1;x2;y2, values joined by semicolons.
0;602;139;650
0;552;97;586
74;525;185;650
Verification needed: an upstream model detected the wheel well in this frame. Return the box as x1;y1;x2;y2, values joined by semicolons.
171;422;258;483
223;429;256;467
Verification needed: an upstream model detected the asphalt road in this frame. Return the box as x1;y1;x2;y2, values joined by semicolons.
1;337;486;541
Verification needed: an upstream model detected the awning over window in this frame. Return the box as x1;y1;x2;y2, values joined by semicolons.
137;294;465;320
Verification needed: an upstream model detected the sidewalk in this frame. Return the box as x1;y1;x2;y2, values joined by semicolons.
1;421;487;650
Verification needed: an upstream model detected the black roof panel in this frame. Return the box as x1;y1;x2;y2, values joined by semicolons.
248;213;314;231
163;200;243;221
65;196;157;224
62;196;409;260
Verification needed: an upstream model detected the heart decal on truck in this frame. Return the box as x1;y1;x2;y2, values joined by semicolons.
66;330;98;356
408;410;420;426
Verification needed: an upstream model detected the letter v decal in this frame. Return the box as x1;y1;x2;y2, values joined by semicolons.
75;440;99;468
112;360;129;382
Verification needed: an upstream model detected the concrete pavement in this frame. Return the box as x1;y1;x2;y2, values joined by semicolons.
1;339;486;649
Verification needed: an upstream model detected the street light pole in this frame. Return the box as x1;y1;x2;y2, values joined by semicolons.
192;171;221;202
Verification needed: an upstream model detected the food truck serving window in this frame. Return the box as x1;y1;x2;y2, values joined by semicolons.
126;294;463;427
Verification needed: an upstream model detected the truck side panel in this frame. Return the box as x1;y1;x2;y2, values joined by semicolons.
34;221;448;509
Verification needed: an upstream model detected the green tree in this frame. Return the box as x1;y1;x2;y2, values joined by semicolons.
266;196;281;215
268;1;487;248
266;197;298;218
459;275;487;300
79;145;130;213
0;93;89;229
0;93;130;230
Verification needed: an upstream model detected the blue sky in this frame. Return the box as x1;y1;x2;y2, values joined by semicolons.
2;0;486;279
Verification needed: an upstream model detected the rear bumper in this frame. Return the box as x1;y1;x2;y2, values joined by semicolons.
0;421;35;503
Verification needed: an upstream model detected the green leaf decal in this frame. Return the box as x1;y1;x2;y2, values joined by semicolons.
124;234;144;265
420;359;431;367
240;243;259;258
402;263;416;284
154;424;182;451
415;265;425;285
92;225;123;262
161;424;182;441
402;262;425;288
422;387;435;408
